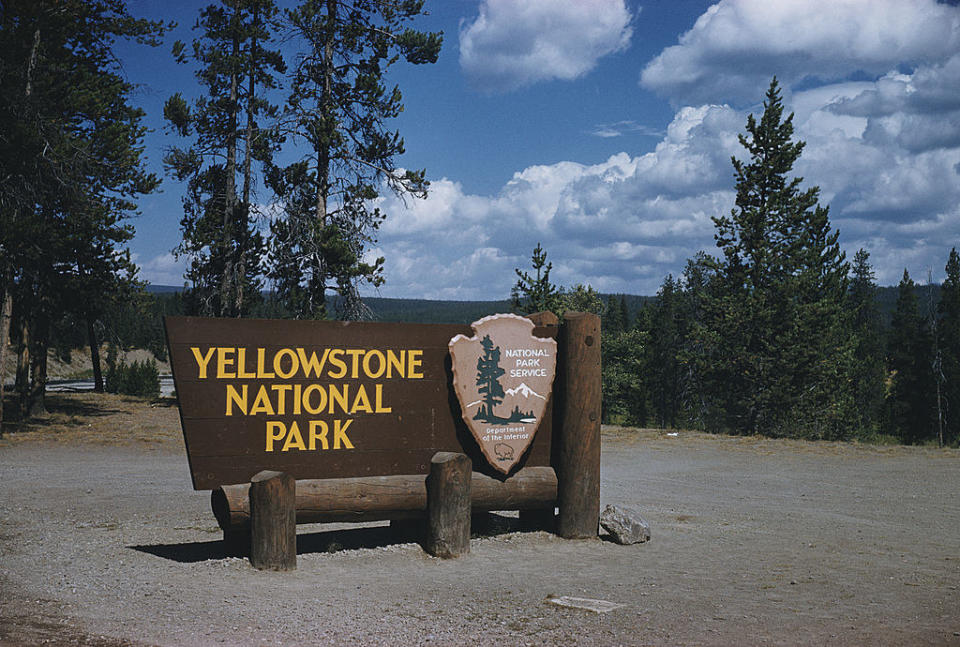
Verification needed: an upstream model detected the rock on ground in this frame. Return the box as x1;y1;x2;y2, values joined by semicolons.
600;503;651;544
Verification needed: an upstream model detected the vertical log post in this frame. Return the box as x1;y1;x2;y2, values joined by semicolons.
425;452;472;558
521;310;560;532
249;470;296;571
557;311;601;539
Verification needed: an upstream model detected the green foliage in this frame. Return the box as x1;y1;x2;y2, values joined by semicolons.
601;329;648;426
938;248;960;446
0;0;167;417
267;0;442;320
886;270;935;444
106;358;161;399
847;249;886;434
694;78;851;439
165;0;285;318
512;243;563;317
561;284;604;318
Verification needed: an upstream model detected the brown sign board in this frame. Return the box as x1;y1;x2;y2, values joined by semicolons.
164;316;557;490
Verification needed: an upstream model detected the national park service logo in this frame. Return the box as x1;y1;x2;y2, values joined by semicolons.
449;314;557;474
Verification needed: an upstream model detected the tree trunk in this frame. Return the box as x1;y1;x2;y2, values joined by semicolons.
237;5;258;318
16;316;29;412
28;312;48;418
219;0;241;318
0;283;12;436
87;317;103;392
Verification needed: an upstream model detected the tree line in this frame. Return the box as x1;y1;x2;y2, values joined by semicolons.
513;80;959;447
0;0;441;428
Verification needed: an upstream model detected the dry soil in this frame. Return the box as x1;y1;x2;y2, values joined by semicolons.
1;393;958;646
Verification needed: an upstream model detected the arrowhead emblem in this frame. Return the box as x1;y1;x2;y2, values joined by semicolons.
449;314;557;474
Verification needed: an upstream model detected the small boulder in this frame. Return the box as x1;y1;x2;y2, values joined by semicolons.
600;504;651;545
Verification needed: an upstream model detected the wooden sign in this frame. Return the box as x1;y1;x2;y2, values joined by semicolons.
164;316;556;489
449;314;557;474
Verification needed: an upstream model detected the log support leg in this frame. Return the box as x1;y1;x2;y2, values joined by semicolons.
557;312;602;539
425;452;471;558
249;470;296;571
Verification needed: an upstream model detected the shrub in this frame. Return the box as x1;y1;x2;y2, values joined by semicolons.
106;359;160;399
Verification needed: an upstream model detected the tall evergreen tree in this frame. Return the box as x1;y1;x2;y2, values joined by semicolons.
847;249;886;434
268;0;442;320
165;0;285;317
938;248;960;446
0;0;165;418
649;275;682;428
511;243;562;317
698;78;850;438
886;269;934;444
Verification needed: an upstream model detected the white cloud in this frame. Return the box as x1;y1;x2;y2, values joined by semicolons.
459;0;633;92
135;252;187;287
640;0;960;105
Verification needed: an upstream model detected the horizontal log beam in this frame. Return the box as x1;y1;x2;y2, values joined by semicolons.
212;466;557;532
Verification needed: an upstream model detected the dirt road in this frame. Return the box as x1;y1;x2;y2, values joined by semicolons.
1;395;958;645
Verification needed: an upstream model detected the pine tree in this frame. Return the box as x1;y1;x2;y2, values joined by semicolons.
649;275;682;429
0;1;165;418
165;0;285;317
268;0;442;320
475;335;505;422
511;243;562;317
699;78;850;438
938;248;960;446
886;269;934;444
847;249;885;435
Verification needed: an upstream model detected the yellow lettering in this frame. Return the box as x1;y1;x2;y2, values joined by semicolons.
363;350;385;379
249;385;275;415
333;419;354;449
346;349;364;378
293;384;302;415
386;350;404;378
272;384;291;415
266;421;285;452
236;347;256;379
328;349;347;379
191;347;216;379
281;421;306;451
273;348;298;379
257;347;275;378
216;347;236;379
296;348;329;378
408;350;424;378
351;384;372;414
303;384;327;414
225;384;248;416
329;383;349;414
309;420;329;450
375;384;392;413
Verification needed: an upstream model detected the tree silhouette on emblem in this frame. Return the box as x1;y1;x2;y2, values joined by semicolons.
475;335;506;423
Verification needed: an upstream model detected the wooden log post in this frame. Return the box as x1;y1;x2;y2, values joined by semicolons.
556;311;602;539
249;470;296;571
425;452;472;558
521;310;560;531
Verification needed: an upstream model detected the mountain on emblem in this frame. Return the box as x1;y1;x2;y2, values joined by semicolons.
449;314;557;474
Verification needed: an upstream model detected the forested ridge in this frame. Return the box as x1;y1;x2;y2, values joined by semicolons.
1;2;956;448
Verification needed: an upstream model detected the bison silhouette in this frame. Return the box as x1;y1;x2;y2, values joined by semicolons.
494;442;514;461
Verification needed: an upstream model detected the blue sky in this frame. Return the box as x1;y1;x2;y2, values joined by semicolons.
119;0;960;299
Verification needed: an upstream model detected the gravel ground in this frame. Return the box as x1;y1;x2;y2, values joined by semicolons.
1;398;959;646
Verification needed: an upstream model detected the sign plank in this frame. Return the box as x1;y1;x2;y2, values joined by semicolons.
165;316;556;489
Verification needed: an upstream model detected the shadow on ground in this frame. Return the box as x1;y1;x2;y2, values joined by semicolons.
129;513;543;564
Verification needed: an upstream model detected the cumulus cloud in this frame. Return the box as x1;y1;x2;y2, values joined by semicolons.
640;0;960;105
135;252;187;287
459;0;633;92
369;106;742;300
